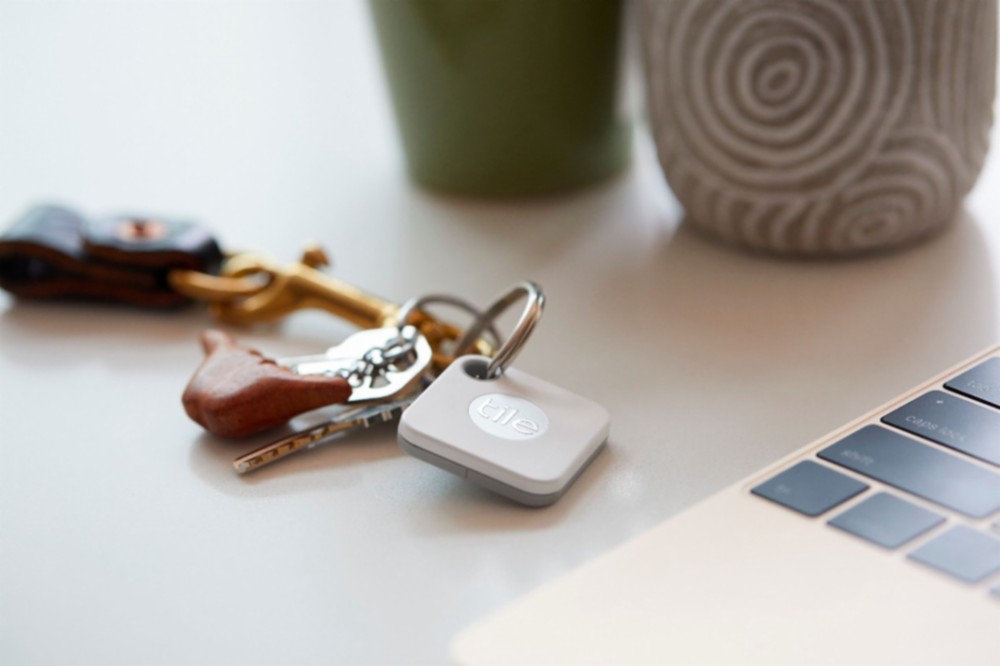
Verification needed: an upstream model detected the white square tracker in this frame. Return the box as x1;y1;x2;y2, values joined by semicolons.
398;356;609;506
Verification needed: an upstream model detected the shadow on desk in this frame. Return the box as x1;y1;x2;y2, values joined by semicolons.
187;409;613;533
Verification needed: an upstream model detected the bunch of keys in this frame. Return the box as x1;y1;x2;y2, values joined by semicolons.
0;205;608;504
216;294;503;473
218;283;609;506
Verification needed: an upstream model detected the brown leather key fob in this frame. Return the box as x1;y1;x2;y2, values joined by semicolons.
0;204;223;307
182;330;352;438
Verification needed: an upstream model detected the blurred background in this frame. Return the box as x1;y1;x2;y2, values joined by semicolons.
2;2;999;664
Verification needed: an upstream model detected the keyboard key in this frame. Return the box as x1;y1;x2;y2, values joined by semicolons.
751;461;867;517
908;526;1000;583
882;391;1000;466
945;357;1000;409
818;425;1000;518
828;492;944;549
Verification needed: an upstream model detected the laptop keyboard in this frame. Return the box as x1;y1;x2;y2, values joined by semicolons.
752;355;1000;593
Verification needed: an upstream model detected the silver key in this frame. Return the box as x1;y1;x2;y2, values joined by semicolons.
234;388;423;474
234;326;433;473
279;326;432;402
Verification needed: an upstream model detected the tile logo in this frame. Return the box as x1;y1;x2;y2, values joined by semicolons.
469;394;549;441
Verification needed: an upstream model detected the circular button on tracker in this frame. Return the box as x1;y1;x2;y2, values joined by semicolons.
397;282;610;507
468;393;550;441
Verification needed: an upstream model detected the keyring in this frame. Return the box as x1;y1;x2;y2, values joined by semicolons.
452;281;545;379
396;294;503;354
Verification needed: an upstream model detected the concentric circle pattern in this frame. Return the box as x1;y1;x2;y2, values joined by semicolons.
642;0;997;255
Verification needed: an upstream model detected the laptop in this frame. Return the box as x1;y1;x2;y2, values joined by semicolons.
453;345;1000;665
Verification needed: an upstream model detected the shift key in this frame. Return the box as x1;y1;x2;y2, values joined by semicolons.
883;391;1000;466
819;425;1000;518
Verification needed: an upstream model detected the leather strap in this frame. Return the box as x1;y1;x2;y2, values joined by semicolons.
0;204;223;307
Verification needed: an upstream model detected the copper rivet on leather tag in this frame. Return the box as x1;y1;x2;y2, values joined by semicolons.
117;218;168;242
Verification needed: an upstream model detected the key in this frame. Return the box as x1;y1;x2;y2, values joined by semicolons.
818;425;1000;518
397;283;610;506
182;294;494;437
279;326;432;402
882;390;1000;466
751;460;868;517
233;327;434;472
234;390;422;474
183;326;432;437
908;525;1000;583
945;357;1000;409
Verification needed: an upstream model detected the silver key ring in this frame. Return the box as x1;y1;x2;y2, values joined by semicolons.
453;281;545;379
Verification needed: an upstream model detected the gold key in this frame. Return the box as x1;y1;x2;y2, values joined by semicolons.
169;244;494;367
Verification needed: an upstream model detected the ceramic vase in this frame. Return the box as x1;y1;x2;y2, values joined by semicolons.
641;0;997;255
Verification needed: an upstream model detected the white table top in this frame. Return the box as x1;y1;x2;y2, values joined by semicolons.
3;2;1000;664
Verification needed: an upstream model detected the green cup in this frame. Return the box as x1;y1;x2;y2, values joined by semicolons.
369;0;630;198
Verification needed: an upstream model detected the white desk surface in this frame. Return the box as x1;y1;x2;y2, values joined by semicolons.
2;2;1000;664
